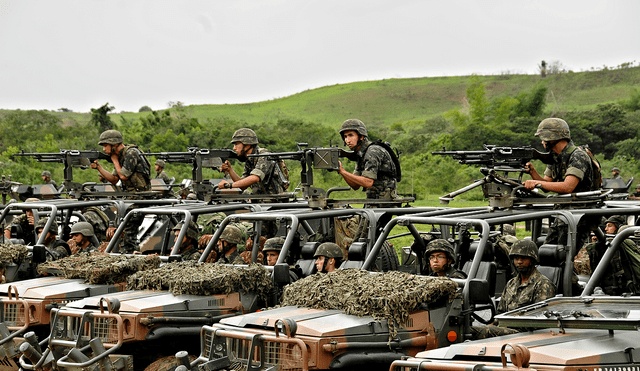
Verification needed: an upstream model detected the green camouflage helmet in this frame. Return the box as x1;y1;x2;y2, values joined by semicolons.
155;159;165;168
424;239;456;264
314;242;343;259
339;119;368;139
36;217;58;235
636;184;640;189
70;221;95;237
173;220;199;240
534;118;570;141
263;237;285;253
605;215;626;229
98;130;124;145
220;225;243;245
231;128;259;145
41;170;51;177
501;224;516;236
509;239;538;264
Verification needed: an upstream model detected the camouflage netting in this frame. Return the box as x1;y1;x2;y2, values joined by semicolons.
280;269;459;341
126;262;273;300
0;244;28;265
36;252;162;284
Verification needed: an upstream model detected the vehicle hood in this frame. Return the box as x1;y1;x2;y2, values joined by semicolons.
0;276;122;300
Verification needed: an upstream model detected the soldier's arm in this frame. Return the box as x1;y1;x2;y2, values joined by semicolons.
219;174;260;190
524;175;579;193
221;160;242;182
338;161;373;190
91;161;119;185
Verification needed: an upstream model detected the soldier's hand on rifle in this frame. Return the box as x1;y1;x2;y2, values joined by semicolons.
90;160;100;170
523;180;542;190
220;160;231;174
218;180;232;189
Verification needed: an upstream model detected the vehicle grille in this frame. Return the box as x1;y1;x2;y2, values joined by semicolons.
53;314;119;345
227;337;304;371
2;302;25;326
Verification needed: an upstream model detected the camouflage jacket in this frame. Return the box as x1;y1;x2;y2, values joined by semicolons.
179;244;202;261
156;170;171;184
497;268;556;314
46;239;70;261
78;242;99;254
82;207;110;243
6;214;36;245
218;249;245;265
354;139;398;199
429;266;467;280
113;144;151;192
543;142;595;193
45;179;58;188
243;146;285;195
586;238;640;294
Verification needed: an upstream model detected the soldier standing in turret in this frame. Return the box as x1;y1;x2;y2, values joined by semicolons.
218;128;285;195
41;171;58;188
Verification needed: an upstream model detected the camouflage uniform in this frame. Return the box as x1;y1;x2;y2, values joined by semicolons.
612;167;622;179
218;250;244;264
6;214;36;245
173;221;202;261
497;269;555;313
429;266;466;279
36;218;70;260
353;138;398;200
113;144;151;192
156;170;171;184
425;239;466;279
243;146;285;195
82;207;111;243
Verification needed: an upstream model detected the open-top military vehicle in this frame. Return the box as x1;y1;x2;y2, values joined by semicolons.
390;225;640;371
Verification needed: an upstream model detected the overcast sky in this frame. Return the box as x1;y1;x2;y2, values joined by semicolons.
1;0;638;113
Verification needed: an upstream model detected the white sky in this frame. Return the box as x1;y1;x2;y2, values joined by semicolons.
1;0;638;113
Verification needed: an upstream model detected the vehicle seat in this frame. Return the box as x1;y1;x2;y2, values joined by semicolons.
537;244;566;292
295;242;319;277
463;241;497;295
339;242;366;270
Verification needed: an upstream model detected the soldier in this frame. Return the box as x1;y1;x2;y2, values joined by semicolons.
3;197;39;245
523;118;599;249
81;206;112;244
69;222;99;254
91;130;151;253
172;221;201;261
41;171;58;188
497;240;556;314
218;128;285;195
215;225;245;264
337;119;399;200
154;159;171;184
585;216;640;295
629;184;640;200
425;239;466;279
35;217;70;260
263;237;285;266
611;167;622;179
314;242;343;273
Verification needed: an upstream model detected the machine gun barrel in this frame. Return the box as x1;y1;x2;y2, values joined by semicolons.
432;145;553;172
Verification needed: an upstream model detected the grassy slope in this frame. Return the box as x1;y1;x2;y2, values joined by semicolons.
36;66;639;130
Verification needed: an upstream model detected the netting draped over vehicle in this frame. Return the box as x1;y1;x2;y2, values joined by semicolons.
0;244;28;265
37;252;161;284
126;262;273;300
280;269;459;340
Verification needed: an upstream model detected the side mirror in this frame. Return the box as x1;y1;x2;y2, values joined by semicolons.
273;263;291;285
468;278;491;305
32;244;47;264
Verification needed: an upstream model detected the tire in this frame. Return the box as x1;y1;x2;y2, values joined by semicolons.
376;240;399;272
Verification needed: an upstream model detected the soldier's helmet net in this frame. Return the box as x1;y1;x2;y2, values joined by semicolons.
70;222;95;237
98;130;124;146
173;220;199;240
314;242;343;259
534;118;570;141
339;119;368;139
155;159;165;168
41;170;51;177
36;217;58;235
509;239;539;264
231;128;259;145
220;225;243;245
605;215;626;230
424;239;456;264
263;237;285;253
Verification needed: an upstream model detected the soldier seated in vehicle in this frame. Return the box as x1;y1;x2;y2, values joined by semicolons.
497;240;556;314
314;242;343;273
629;184;640;200
68;222;99;254
425;239;466;279
172;221;202;261
3;197;40;245
41;170;58;188
215;225;246;264
585;215;640;295
36;217;70;260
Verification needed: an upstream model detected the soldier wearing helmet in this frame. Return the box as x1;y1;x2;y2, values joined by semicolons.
263;237;285;266
611;167;622;179
629;184;640;200
425;239;466;279
585;215;640;295
218;128;285;195
215;225;245;264
172;220;201;261
36;217;71;260
524;118;598;250
92;130;150;253
337;119;398;200
314;242;343;273
69;222;99;254
154;159;171;184
41;170;58;188
497;240;556;314
4;198;40;245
